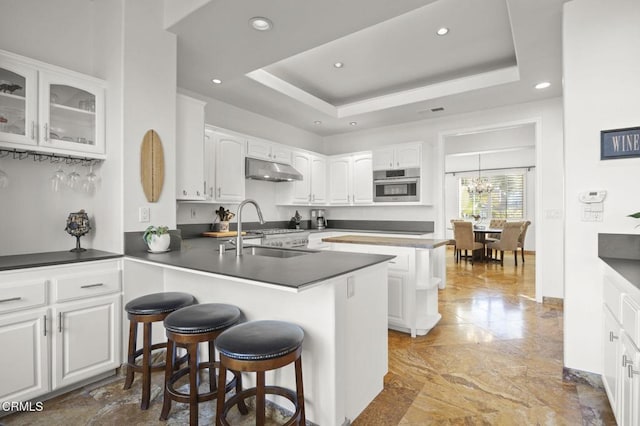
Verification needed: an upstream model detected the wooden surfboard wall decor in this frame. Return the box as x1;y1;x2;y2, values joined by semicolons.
140;129;165;202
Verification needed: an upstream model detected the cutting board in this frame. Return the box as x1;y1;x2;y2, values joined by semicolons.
202;231;246;238
140;129;165;202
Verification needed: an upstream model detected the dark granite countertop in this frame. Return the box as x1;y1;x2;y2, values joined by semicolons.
308;228;431;236
126;238;393;291
0;249;123;271
600;257;640;290
322;235;450;249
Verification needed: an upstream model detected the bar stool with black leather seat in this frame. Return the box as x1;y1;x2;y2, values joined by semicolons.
215;320;305;426
160;303;246;425
124;292;197;410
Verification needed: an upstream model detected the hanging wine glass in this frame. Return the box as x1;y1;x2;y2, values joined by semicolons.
83;163;100;193
0;168;8;188
67;165;81;190
50;164;66;192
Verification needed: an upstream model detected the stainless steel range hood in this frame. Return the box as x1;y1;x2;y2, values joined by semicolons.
245;157;303;182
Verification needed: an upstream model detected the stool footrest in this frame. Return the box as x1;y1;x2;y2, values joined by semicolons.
165;362;239;404
220;385;303;426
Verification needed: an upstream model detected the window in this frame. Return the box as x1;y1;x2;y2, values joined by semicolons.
459;174;525;219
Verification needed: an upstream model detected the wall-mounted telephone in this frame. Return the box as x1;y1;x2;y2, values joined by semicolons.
579;190;607;203
579;190;606;221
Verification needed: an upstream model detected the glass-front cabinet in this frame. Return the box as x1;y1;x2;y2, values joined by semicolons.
0;57;37;146
0;50;105;158
39;71;104;155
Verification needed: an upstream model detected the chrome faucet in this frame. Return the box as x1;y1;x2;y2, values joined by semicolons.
235;199;265;256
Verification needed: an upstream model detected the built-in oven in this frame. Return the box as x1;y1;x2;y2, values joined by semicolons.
373;168;420;202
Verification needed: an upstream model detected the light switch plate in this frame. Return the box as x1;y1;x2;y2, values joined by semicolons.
139;207;150;222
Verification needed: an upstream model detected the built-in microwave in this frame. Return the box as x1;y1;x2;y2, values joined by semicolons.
373;168;420;202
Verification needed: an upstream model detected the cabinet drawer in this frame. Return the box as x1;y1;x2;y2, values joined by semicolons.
622;295;640;347
52;269;121;303
0;280;47;314
365;246;409;271
603;275;624;320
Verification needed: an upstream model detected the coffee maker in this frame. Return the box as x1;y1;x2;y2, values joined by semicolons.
310;209;327;230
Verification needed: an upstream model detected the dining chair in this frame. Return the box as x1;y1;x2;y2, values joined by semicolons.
486;222;523;266
485;219;506;258
453;221;483;263
449;219;465;259
517;220;532;263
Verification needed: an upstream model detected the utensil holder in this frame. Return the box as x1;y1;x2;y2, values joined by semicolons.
213;221;229;232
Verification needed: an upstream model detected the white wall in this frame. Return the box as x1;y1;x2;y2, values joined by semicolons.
563;0;640;374
0;0;120;255
324;98;564;301
122;0;178;232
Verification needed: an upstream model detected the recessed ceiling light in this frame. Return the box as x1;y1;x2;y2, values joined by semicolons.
249;17;273;31
349;121;358;126
333;62;344;68
436;27;449;36
211;78;222;84
313;120;322;125
535;81;551;89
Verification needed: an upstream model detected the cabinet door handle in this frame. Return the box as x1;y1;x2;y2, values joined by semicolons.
182;190;187;196
629;364;640;379
44;123;49;142
80;283;104;289
209;187;213;198
196;190;200;196
0;296;21;303
31;121;36;140
610;331;619;341
217;187;221;198
623;354;633;367
389;162;392;167
43;315;47;337
58;312;62;333
397;161;400;167
308;193;312;202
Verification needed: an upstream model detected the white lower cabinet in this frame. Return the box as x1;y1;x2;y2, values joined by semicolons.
0;308;49;403
0;259;122;405
52;294;121;390
602;266;640;425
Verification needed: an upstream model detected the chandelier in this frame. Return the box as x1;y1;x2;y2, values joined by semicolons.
466;154;493;195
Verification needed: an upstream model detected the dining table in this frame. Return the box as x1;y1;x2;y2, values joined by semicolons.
472;227;503;261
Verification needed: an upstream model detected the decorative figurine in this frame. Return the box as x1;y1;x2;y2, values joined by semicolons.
65;210;91;252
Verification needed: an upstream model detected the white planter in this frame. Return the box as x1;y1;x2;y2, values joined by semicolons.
147;234;170;252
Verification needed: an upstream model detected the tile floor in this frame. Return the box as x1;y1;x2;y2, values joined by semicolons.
2;250;616;425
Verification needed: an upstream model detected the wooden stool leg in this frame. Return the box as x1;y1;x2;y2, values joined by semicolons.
123;320;137;390
216;363;227;426
236;371;249;415
208;340;217;392
141;322;152;410
256;371;266;425
189;342;199;426
295;357;305;425
159;338;175;420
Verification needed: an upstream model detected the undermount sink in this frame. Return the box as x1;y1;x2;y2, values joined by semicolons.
242;246;313;258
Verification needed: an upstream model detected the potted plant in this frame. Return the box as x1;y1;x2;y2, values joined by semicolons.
143;225;170;252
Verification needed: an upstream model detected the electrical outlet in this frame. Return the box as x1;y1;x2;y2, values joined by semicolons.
139;207;150;223
190;208;197;219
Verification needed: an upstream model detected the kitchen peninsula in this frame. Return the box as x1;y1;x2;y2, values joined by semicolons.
124;237;393;425
322;234;449;337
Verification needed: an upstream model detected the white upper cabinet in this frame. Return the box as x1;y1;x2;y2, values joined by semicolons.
283;151;326;205
176;94;207;200
329;152;373;205
0;50;106;158
206;128;245;203
372;142;421;170
246;138;292;165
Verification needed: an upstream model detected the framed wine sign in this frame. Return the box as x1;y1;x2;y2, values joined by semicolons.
601;126;640;160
